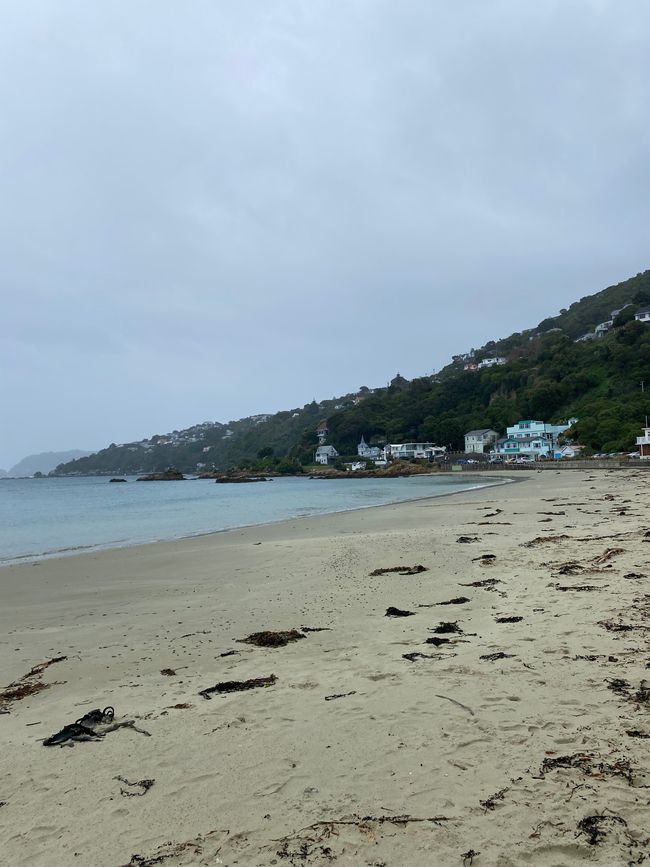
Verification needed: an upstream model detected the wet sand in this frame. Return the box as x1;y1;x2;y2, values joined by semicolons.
2;469;650;866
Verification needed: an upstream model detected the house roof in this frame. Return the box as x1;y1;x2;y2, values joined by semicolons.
635;306;650;316
465;429;496;437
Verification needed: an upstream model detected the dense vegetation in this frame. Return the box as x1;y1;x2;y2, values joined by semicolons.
53;269;650;475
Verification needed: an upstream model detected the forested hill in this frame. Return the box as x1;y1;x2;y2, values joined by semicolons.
50;399;357;476
323;269;650;456
53;269;650;475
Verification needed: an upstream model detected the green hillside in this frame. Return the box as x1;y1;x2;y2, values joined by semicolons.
323;269;650;455
53;269;650;475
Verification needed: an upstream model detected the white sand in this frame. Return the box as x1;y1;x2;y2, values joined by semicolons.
2;469;650;866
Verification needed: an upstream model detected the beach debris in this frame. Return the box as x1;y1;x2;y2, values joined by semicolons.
434;597;471;606
300;626;332;632
199;674;277;699
240;630;304;648
538;511;566;516
456;536;479;543
119;830;230;867
219;650;239;657
115;775;155;797
160;668;176;676
435;694;474;716
540;753;633;785
425;636;452;646
273;813;453;861
554;561;586;575
606;678;630;696
76;706;115;727
103;720;152;737
472;553;496;564
432;621;462;634
592;547;625;564
495;616;523;623
480;652;514;662
42;706;149;747
576;813;627;846
403;652;452;662
523;535;571;547
460;577;502;589
553;584;603;592
324;691;356;701
598;619;635;632
43;722;102;746
480;787;508;811
0;656;67;711
369;564;427;576
462;850;480;866
624;572;646;580
385;607;415;617
626;729;650;738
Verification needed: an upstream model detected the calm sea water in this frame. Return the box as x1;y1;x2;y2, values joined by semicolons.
0;473;504;565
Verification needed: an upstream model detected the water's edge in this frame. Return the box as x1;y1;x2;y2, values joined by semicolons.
2;474;515;568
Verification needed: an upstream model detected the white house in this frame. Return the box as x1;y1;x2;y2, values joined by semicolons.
477;357;506;369
594;320;613;337
492;419;576;459
494;434;553;459
357;436;382;460
384;443;446;460
464;429;498;453
634;306;650;323
315;445;339;465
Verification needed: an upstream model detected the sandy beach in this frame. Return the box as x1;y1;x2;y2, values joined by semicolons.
2;469;650;866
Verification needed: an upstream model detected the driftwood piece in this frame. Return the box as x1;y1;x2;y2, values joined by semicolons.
592;547;625;564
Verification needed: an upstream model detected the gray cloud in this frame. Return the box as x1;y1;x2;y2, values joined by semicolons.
2;1;649;466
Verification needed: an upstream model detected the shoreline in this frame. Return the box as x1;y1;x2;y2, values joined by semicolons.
3;468;650;865
0;471;515;569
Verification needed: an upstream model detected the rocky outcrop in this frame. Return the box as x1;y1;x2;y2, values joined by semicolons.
136;469;185;481
109;478;127;483
214;475;271;484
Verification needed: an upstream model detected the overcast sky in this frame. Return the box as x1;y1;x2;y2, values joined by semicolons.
2;1;649;468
